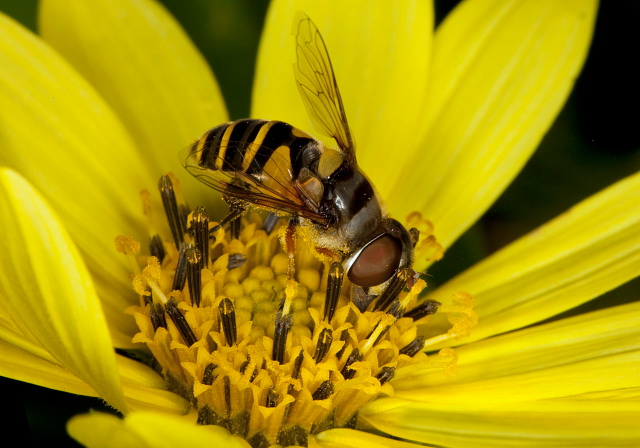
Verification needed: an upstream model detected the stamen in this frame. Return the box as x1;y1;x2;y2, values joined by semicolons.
149;234;166;262
389;277;428;318
375;366;395;385
266;386;279;407
149;302;167;330
372;268;410;312
405;300;440;321
312;380;334;400
158;175;186;247
313;328;333;363
190;206;209;268
227;253;247;270
291;349;304;380
387;301;404;318
341;349;361;380
362;315;395;355
165;299;197;346
399;335;425;357
324;262;343;322
171;243;189;292
186;247;202;307
202;363;217;385
272;311;292;363
218;298;237;346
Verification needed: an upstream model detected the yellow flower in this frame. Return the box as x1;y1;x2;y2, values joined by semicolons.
2;0;639;447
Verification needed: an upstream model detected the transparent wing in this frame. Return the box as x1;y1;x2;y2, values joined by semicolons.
293;12;356;163
182;140;326;223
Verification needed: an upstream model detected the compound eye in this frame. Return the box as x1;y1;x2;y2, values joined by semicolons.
347;234;402;287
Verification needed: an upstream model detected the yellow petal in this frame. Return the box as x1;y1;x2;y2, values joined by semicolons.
0;336;187;413
311;428;428;448
396;302;640;400
116;356;190;414
0;339;97;396
0;12;153;346
68;411;251;448
395;0;597;258
2;291;187;413
427;170;640;344
0;169;127;412
0;295;53;361
253;0;433;196
361;397;640;448
39;0;228;204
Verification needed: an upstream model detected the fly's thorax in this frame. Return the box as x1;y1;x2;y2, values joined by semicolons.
319;162;383;237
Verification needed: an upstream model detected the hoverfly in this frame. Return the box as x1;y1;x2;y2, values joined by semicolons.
183;13;416;293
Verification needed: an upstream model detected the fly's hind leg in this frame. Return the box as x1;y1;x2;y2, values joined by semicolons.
280;215;299;315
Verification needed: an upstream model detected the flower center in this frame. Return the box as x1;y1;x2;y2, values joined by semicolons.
118;174;473;448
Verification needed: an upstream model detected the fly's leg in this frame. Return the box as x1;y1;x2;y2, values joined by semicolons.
210;200;246;239
280;215;299;315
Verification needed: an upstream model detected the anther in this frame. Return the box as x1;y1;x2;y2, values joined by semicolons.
404;300;441;321
149;234;165;263
372;268;409;312
313;328;333;363
287;349;304;397
364;321;391;348
224;376;231;415
227;253;247;270
399;335;425;357
165;299;197;346
340;349;361;380
375;366;395;385
272;311;292;364
202;363;217;386
324;262;343;322
312;380;334;400
239;357;250;374
387;301;404;319
240;358;257;382
266;386;279;408
263;212;279;235
291;349;304;380
218;298;237;346
171;243;189;292
149;302;167;330
143;287;153;306
190;206;209;268
179;204;191;235
158;175;186;247
186;247;202;307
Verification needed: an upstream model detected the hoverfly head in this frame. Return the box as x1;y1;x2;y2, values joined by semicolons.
344;219;414;288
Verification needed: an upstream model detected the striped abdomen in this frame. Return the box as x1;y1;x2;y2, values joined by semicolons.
192;119;318;179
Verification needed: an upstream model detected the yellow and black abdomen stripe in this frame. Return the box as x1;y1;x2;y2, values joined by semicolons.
193;119;316;179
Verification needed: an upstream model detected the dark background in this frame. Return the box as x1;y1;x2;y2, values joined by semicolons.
1;0;638;445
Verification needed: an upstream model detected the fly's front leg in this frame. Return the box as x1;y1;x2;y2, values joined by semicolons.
210;198;247;240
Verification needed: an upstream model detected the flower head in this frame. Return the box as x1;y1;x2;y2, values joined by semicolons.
2;0;639;447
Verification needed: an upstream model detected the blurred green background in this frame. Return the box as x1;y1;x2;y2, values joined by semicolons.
1;0;639;445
